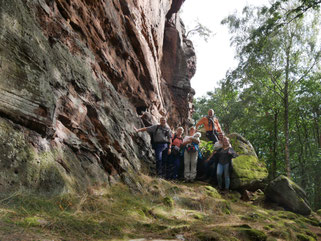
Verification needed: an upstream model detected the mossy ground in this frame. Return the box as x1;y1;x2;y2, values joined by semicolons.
0;175;320;240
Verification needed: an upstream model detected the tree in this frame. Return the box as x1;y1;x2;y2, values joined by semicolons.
222;1;321;177
185;20;214;42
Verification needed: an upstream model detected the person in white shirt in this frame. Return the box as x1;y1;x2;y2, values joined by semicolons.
181;126;201;182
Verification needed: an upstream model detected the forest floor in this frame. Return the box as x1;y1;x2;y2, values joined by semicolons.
0;175;320;241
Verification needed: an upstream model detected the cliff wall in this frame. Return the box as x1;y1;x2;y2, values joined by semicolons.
0;0;195;194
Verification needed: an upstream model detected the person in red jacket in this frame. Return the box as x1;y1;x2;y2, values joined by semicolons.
167;127;184;180
196;109;222;143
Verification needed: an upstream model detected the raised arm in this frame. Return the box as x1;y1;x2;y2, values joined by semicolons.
195;117;205;130
134;127;147;132
228;148;238;158
182;138;192;146
206;150;217;161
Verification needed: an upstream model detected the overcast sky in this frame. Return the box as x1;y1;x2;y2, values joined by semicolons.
180;0;271;98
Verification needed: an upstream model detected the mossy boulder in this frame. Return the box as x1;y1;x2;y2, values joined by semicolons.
228;133;268;191
265;175;311;215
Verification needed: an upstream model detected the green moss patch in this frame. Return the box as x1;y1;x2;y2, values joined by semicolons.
296;233;316;241
234;225;267;241
204;186;222;199
232;155;268;181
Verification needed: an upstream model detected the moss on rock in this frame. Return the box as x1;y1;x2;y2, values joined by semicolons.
265;175;311;215
228;133;257;156
296;233;316;241
234;225;267;241
231;155;268;190
204;186;221;199
227;133;268;190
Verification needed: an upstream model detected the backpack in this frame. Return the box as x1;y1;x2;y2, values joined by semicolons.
186;143;197;153
150;125;170;148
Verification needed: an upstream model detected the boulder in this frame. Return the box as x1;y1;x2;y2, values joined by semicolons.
265;175;311;215
228;133;268;191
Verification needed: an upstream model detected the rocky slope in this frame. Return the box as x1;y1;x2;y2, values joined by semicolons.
0;0;195;193
0;178;320;240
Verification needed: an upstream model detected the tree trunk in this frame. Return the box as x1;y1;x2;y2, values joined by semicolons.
295;114;306;188
313;108;321;148
284;39;291;178
271;111;278;179
314;168;321;210
284;85;290;178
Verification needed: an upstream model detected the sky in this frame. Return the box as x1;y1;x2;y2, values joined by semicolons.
180;0;271;98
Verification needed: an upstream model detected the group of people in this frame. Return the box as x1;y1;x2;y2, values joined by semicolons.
135;109;237;192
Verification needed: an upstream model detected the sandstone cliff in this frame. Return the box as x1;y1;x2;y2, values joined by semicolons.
0;0;196;193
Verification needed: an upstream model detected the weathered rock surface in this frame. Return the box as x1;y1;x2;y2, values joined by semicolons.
0;0;195;193
265;175;312;215
228;133;269;191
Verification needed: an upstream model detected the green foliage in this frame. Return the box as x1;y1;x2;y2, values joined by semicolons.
199;140;214;159
195;0;321;210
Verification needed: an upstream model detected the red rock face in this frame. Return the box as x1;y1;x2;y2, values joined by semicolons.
0;0;195;192
35;0;194;125
35;0;193;120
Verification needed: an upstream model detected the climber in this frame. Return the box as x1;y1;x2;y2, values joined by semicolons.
205;136;237;192
195;109;222;143
181;126;201;182
135;116;172;178
167;127;184;180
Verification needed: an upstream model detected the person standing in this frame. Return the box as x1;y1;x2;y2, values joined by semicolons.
200;132;225;182
196;109;222;143
182;126;201;182
167;127;184;180
135;117;172;178
215;136;237;192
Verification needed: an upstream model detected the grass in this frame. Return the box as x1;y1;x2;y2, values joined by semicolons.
0;175;320;240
